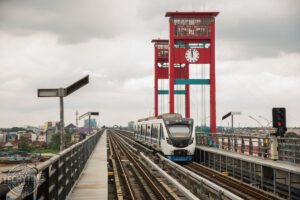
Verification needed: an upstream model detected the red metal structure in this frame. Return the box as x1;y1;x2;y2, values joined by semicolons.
152;39;169;117
152;39;190;118
165;12;219;133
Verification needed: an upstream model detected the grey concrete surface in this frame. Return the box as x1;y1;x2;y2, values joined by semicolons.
68;131;107;200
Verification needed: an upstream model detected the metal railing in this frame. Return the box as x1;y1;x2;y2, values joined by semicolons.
277;138;300;165
196;133;271;158
0;129;104;200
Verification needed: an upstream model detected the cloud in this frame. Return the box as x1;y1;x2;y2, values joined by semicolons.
0;0;299;128
0;0;139;43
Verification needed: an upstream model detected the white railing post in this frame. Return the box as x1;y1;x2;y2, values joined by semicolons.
270;136;279;160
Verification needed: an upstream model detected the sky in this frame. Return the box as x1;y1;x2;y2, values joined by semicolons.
0;0;299;128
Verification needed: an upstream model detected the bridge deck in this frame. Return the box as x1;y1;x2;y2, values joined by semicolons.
196;145;300;174
68;131;107;200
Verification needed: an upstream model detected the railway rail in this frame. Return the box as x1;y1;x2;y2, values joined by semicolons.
183;162;282;200
108;129;197;200
113;129;285;200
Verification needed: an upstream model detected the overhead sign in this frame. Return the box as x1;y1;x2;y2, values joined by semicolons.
231;112;242;115
65;75;89;96
90;112;99;116
222;112;231;120
222;112;242;120
37;89;59;97
79;112;99;120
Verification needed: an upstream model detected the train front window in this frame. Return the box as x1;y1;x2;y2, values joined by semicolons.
168;125;191;137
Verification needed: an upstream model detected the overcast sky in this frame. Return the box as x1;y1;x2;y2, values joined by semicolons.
0;0;299;128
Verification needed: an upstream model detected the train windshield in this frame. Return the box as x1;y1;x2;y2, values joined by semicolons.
168;125;191;138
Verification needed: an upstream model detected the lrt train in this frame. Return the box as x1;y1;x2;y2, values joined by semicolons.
134;113;195;161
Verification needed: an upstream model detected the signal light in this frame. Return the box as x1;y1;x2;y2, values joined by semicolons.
272;107;287;137
272;108;286;128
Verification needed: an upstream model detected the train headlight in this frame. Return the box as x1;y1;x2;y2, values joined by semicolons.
188;137;194;145
166;138;172;145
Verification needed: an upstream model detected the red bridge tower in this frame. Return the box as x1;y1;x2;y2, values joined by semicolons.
165;12;219;133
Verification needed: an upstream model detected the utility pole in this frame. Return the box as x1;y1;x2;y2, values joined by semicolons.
222;112;241;133
88;114;91;135
79;112;99;135
76;110;78;134
59;89;64;151
38;75;89;151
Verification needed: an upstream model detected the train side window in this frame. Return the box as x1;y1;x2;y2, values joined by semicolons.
147;125;151;137
142;124;146;135
151;124;158;139
160;124;164;140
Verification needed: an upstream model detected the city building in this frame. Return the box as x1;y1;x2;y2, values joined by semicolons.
46;127;57;144
23;132;32;142
44;121;59;132
128;121;134;128
8;133;17;142
4;141;18;150
72;134;80;144
0;133;7;142
38;135;46;142
65;123;76;133
31;141;46;149
31;133;37;141
84;119;97;128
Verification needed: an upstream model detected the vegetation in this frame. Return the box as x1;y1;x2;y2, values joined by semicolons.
48;132;73;150
31;149;59;153
18;136;32;152
0;127;34;133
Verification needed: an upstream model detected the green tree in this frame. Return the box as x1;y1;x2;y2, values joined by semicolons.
48;133;60;150
65;132;72;147
19;136;32;152
48;132;74;150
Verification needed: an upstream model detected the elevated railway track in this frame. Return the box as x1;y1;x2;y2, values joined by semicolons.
108;129;197;200
111;129;286;200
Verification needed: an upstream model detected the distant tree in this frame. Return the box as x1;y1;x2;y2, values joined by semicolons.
65;133;72;147
48;133;60;150
48;132;73;150
285;132;300;138
19;136;32;152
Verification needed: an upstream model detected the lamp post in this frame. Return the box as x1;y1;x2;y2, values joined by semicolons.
258;115;272;127
248;115;267;135
79;112;99;135
222;112;241;133
37;75;89;151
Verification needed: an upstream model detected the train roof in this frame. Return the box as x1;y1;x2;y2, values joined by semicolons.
137;113;182;122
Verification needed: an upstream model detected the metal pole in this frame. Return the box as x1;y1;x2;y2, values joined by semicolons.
231;115;234;133
88;114;91;135
60;96;64;151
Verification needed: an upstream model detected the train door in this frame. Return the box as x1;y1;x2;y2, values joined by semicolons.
158;124;161;146
138;125;140;140
160;124;165;141
151;124;153;145
146;124;151;144
142;124;146;142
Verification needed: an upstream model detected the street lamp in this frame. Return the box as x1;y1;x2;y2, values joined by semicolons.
37;75;89;151
248;115;268;135
222;112;241;133
79;112;99;135
258;115;272;127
